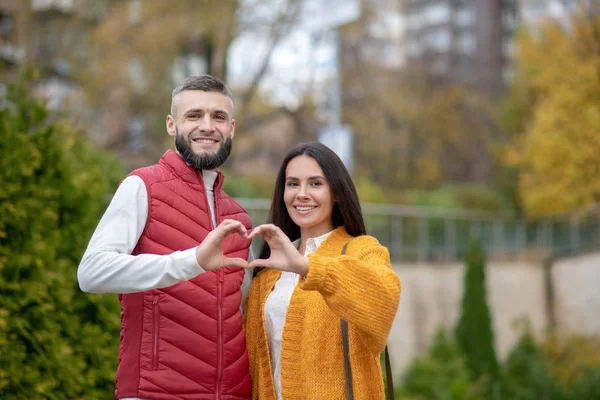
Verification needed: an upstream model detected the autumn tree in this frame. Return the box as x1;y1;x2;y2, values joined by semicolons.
337;5;503;197
503;9;600;218
342;64;499;192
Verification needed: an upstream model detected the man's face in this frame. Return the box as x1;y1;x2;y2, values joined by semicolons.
167;90;235;170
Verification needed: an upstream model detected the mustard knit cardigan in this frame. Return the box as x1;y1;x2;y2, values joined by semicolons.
244;227;401;399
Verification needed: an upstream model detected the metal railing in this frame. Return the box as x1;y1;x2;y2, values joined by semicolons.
237;198;600;263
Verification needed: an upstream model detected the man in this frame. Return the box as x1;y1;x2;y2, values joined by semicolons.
78;75;253;400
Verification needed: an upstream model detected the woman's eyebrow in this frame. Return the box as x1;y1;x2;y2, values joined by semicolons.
286;175;325;180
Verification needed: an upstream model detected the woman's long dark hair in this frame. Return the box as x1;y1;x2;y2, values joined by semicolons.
255;142;366;274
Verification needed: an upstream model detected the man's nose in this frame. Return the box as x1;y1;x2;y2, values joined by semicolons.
198;115;214;132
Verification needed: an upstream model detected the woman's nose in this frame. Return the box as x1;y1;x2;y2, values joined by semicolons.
296;185;309;198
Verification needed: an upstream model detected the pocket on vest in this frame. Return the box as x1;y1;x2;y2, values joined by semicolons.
151;294;160;370
142;293;162;370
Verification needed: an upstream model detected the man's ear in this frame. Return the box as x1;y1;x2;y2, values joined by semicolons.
230;118;235;139
166;115;176;137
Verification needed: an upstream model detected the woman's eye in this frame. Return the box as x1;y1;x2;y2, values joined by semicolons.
286;182;298;187
311;181;323;186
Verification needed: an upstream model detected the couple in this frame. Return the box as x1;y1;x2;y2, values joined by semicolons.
77;75;401;400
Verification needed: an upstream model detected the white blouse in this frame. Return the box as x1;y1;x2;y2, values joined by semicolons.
264;230;334;400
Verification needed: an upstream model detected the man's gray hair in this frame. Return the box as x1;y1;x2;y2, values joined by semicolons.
171;75;234;115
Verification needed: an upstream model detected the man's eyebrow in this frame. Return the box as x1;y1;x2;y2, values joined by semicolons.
182;108;230;117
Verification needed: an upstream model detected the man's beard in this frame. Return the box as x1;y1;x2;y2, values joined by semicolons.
175;128;233;170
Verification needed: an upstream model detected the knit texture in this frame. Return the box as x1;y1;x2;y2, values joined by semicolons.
244;227;401;399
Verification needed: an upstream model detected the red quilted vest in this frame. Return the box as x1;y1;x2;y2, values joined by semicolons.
114;150;252;400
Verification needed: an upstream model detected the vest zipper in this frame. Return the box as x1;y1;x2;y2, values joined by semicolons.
216;270;224;399
152;294;159;370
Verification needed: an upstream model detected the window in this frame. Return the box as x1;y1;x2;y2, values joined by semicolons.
502;9;517;29
128;58;147;94
503;38;515;57
0;12;14;43
128;116;146;153
431;58;448;75
423;3;451;25
502;65;515;83
128;0;142;25
406;39;423;58
457;32;476;53
455;7;475;26
32;0;73;12
427;28;451;51
172;54;208;84
524;0;548;17
406;14;423;31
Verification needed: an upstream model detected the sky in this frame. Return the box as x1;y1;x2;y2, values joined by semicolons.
227;0;361;108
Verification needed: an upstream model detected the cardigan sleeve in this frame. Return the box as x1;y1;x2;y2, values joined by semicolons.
301;236;401;353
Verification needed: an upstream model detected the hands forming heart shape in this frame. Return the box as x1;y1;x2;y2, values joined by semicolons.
195;219;309;275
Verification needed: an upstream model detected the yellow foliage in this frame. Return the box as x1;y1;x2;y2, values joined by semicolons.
542;331;600;388
507;14;600;218
345;69;495;189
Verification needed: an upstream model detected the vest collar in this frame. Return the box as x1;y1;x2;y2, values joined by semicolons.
159;149;224;191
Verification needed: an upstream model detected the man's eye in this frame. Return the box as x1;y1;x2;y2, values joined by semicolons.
215;115;227;121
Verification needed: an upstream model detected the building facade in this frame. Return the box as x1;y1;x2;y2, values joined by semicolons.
402;0;518;99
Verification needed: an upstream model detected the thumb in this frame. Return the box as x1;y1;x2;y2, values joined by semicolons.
248;258;272;269
222;257;250;269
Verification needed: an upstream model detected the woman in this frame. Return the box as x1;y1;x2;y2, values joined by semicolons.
244;142;401;399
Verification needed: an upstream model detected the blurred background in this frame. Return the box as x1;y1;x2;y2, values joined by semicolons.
1;0;599;398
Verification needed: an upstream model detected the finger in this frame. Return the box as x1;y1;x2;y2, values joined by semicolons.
222;257;250;269
216;220;248;239
248;224;279;240
248;258;273;269
248;224;269;240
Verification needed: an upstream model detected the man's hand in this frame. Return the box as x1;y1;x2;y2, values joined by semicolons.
247;224;308;276
196;219;250;271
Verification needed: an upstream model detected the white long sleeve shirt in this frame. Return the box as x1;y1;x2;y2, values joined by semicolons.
78;171;253;296
78;170;253;400
263;230;333;400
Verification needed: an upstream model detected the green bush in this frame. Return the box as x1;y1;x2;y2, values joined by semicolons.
570;365;600;399
0;69;123;398
501;330;567;399
500;327;600;400
397;329;487;400
398;326;600;400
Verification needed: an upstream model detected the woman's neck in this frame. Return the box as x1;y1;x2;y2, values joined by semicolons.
297;239;306;256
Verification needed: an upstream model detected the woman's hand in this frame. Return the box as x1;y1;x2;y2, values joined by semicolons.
248;224;309;275
195;219;250;271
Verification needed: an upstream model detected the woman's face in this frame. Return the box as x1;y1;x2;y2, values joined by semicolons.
284;155;335;238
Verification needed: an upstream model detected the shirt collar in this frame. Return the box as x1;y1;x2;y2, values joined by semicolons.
202;169;218;190
293;229;335;256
